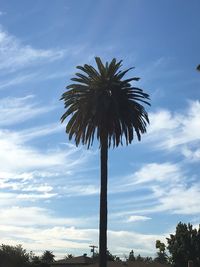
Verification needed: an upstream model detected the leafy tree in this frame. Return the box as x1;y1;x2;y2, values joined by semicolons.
31;256;41;266
29;251;42;266
93;250;121;262
144;256;153;263
128;250;135;261
135;254;144;261
93;251;99;260
134;254;153;263
155;240;169;264
60;57;150;267
65;254;74;259
40;250;55;266
106;250;121;261
167;222;200;267
0;244;30;267
106;250;115;261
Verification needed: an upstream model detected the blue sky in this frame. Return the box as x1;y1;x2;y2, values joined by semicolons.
0;0;200;259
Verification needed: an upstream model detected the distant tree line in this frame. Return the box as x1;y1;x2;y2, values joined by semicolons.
1;222;200;267
0;245;55;267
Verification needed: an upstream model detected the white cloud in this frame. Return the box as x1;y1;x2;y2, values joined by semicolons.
21;184;53;193
131;162;181;184
0;213;166;258
17;192;57;200
20;123;63;142
147;100;200;152
127;215;151;222
182;146;200;161
111;162;182;195
0;206;84;227
148;110;178;133
0;95;56;126
0;225;95;258
0;205;94;255
0;123;95;200
109;160;200;218
0;73;38;89
0;193;20;207
0;25;65;72
0;123;85;175
0;69;73;89
152;183;200;215
60;184;99;197
0;129;66;172
113;182;200;217
108;230;166;256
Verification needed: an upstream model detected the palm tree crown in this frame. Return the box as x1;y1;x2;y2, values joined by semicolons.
60;57;150;148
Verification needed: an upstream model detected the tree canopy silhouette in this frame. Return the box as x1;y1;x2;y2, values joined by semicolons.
167;222;200;267
60;57;150;267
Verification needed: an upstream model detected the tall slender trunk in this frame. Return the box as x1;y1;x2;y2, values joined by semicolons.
99;137;108;267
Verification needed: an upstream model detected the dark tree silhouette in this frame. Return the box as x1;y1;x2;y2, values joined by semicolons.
92;250;121;262
167;222;200;267
128;250;135;261
0;244;30;267
60;57;150;267
155;240;168;264
197;65;200;71
41;250;55;265
65;254;74;259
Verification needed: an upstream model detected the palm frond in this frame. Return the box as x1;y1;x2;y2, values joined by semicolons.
61;57;150;148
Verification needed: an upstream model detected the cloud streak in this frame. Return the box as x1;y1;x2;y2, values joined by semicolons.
147;100;200;154
127;215;151;223
0;25;65;73
0;95;57;126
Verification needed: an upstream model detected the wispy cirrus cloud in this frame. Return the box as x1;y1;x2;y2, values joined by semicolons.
0;206;85;227
20;123;63;142
0;122;96;201
0;73;39;89
0;25;65;73
151;183;200;215
109;160;200;219
0;95;57;126
0;129;66;172
110;162;182;194
0;94;94;200
118;183;200;216
147;100;200;155
182;146;200;162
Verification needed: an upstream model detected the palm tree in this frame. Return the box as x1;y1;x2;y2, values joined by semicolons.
60;57;150;267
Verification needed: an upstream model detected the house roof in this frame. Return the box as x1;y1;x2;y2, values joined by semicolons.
51;258;170;267
52;255;93;265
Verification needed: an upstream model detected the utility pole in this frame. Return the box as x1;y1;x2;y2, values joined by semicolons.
89;245;98;258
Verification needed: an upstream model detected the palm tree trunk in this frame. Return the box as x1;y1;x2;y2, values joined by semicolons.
99;137;108;267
